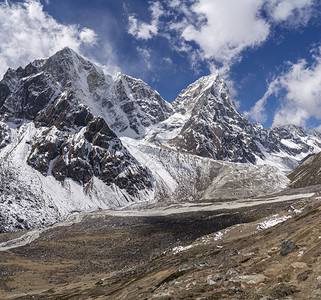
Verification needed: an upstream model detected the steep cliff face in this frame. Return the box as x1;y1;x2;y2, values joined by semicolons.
0;48;153;196
110;73;173;137
168;75;263;163
0;48;155;232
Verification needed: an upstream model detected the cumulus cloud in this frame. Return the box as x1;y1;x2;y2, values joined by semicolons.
181;0;270;72
128;1;165;40
246;47;321;128
272;53;321;127
178;0;315;73
128;0;315;74
0;0;98;78
79;28;98;44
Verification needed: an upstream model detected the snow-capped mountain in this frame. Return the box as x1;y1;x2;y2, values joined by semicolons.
144;74;321;170
146;75;263;163
261;124;321;170
111;73;173;137
0;48;157;231
0;47;318;232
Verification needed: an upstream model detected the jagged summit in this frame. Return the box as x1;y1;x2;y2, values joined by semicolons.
110;72;173;137
144;72;321;167
173;74;236;114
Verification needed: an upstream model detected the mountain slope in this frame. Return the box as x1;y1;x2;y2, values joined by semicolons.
0;48;156;232
144;74;321;170
145;75;262;163
287;151;321;188
121;138;289;203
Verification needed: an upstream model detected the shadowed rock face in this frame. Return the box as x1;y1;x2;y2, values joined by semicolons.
287;151;321;188
0;47;154;199
168;75;262;163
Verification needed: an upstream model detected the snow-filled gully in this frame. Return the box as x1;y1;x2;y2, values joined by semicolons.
0;192;314;251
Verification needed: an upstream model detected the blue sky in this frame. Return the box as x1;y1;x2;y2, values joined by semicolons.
0;0;321;130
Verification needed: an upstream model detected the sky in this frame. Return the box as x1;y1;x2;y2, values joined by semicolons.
0;0;321;130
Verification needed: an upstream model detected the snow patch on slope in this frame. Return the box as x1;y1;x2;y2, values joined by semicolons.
0;123;153;232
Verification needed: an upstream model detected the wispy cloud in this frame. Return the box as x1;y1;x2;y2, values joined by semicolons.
136;46;152;70
266;0;316;25
244;79;280;123
0;0;98;78
128;1;165;40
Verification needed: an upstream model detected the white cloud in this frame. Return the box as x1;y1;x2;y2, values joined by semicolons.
0;0;98;79
136;46;152;70
273;107;309;127
272;53;321;127
267;0;315;24
244;79;280;123
181;0;270;72
97;42;121;75
162;57;173;65
128;0;316;75
79;28;98;45
246;47;321;128
128;1;165;40
244;98;269;123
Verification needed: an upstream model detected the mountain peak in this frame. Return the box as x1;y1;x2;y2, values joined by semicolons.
45;47;94;72
172;74;235;117
50;47;82;61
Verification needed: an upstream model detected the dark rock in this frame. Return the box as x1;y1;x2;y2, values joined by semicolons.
0;83;10;107
297;269;312;281
280;240;298;256
0;122;10;148
270;283;300;298
35;94;94;130
27;128;65;175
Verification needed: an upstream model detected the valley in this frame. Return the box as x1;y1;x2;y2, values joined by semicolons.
0;48;321;299
0;187;319;299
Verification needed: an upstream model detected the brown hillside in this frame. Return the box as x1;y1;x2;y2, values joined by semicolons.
288;152;321;188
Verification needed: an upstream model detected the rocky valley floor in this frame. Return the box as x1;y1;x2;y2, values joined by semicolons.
1;187;321;299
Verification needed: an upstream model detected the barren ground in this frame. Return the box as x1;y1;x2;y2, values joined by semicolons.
1;187;321;299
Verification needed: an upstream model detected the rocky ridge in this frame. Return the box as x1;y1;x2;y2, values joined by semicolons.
0;47;320;232
0;48;156;231
145;75;321;170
